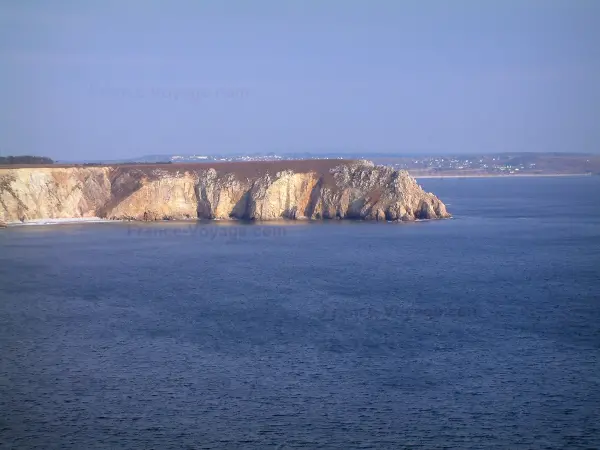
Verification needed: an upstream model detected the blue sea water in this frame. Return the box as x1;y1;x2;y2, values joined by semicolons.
1;176;599;449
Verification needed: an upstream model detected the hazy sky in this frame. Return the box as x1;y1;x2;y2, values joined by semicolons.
1;1;599;160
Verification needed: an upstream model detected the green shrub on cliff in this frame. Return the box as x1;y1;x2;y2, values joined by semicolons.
0;156;54;165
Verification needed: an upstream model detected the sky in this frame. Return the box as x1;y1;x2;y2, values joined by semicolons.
1;1;599;161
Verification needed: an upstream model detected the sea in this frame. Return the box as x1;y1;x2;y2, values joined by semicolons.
1;176;599;449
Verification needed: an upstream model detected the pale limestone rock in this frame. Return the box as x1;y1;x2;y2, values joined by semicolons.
107;172;197;221
0;167;111;222
0;160;450;223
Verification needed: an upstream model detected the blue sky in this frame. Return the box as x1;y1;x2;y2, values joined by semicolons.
1;1;599;160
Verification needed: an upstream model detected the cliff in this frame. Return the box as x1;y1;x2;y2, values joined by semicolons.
0;160;450;224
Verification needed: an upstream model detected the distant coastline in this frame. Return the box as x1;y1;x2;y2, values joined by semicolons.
2;151;599;178
412;173;593;179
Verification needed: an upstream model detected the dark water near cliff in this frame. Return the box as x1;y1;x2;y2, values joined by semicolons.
1;176;599;449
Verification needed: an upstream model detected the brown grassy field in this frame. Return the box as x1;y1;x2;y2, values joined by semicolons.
0;160;358;191
0;159;354;174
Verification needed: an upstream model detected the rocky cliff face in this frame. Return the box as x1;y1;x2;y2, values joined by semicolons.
0;160;450;223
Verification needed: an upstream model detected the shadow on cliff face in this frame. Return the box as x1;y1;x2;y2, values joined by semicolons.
414;198;448;220
196;182;213;219
230;191;251;219
0;173;29;220
96;168;144;218
303;177;323;219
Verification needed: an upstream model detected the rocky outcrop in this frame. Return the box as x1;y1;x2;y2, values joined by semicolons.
0;160;450;223
0;167;112;222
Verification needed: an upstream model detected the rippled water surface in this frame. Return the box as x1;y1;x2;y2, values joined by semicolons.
1;176;599;449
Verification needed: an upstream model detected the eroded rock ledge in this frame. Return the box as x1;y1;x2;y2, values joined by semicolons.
0;160;450;223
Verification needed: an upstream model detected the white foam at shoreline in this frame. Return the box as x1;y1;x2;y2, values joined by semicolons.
6;217;113;226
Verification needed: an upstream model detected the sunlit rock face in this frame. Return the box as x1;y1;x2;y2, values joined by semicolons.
0;160;450;223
